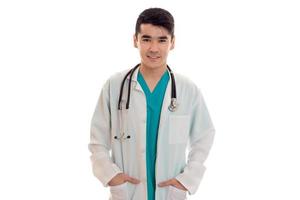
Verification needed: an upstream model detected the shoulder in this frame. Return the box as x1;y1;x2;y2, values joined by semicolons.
108;68;130;83
173;71;206;108
97;68;131;96
173;72;201;94
101;68;131;88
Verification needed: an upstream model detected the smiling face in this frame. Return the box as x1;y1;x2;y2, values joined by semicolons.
134;23;175;70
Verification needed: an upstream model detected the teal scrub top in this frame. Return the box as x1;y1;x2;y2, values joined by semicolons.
137;69;170;200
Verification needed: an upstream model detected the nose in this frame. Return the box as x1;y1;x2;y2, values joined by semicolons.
149;40;159;52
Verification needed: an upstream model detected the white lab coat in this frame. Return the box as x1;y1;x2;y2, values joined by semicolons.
88;66;215;200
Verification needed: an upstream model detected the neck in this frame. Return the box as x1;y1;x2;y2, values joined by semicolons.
139;63;167;81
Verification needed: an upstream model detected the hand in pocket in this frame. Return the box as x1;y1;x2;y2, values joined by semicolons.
108;173;141;186
158;178;188;191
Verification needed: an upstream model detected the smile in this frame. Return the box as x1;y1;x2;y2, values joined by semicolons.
147;55;160;59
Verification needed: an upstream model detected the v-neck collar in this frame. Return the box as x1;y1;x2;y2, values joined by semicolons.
137;69;169;95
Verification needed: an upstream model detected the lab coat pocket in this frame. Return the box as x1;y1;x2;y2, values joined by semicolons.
109;182;128;200
169;115;190;144
167;185;187;200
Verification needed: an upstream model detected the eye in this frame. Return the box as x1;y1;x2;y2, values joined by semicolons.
142;38;150;42
159;39;167;43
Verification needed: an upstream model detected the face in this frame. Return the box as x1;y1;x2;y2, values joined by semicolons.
134;24;175;70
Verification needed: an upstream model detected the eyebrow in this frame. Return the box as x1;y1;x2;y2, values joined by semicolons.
141;35;168;40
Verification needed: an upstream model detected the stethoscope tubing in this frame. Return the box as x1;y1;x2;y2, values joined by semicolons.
118;63;177;111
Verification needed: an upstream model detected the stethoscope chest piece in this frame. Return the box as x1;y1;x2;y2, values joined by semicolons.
168;98;178;112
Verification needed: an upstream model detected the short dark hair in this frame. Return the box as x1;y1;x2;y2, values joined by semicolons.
135;8;175;39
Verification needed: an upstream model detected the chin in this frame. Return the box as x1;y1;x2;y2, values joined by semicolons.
143;60;165;69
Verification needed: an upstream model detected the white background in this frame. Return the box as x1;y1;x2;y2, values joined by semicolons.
0;0;299;199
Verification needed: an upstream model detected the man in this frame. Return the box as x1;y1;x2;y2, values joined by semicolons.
88;8;215;200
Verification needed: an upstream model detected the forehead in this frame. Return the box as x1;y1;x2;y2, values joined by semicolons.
138;24;171;38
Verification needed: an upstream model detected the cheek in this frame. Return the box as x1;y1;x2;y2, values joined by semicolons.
140;50;147;57
138;45;147;53
160;50;168;57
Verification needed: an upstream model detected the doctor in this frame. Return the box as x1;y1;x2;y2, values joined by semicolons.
88;7;215;200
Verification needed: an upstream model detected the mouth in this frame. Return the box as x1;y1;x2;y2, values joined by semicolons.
147;55;161;60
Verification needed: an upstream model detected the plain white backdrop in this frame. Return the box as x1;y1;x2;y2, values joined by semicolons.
0;0;299;199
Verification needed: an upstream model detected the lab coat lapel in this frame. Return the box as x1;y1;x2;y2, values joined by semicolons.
133;81;143;92
125;66;143;93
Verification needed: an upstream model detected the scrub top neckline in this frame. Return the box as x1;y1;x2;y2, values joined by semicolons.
137;69;169;95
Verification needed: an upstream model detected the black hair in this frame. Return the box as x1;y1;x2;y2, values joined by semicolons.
135;8;175;39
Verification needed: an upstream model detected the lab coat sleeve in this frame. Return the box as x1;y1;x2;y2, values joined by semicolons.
88;79;122;187
175;87;215;195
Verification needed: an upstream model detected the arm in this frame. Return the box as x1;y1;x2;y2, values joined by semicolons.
88;79;122;187
175;87;215;195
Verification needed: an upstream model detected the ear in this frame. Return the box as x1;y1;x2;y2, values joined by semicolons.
133;34;138;48
170;36;175;50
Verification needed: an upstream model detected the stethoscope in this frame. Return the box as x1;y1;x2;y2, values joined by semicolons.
114;63;178;141
113;63;177;171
